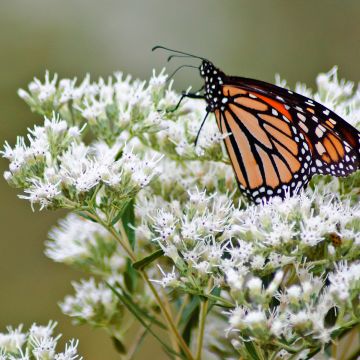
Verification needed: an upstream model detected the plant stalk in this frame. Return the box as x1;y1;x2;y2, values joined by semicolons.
161;287;181;354
88;211;194;360
195;299;208;360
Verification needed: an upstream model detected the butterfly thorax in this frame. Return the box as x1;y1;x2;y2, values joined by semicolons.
200;60;225;112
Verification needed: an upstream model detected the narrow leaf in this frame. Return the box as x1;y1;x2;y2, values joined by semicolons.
111;337;126;354
179;296;200;346
244;341;261;360
133;249;164;270
179;296;200;330
109;282;166;329
124;263;138;294
107;283;182;359
77;211;98;223
122;199;137;292
122;198;135;249
110;204;127;226
186;289;234;308
305;348;321;360
207;287;221;312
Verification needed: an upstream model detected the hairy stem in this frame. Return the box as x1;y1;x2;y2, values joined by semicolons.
195;299;208;360
161;287;181;355
176;295;189;326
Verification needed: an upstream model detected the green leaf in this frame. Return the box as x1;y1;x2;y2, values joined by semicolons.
110;210;125;227
133;249;164;270
305;347;321;360
110;200;129;226
122;199;137;293
179;296;200;329
185;289;234;308
111;337;126;354
77;211;98;223
114;149;123;161
124;262;138;294
207;287;221;312
243;341;261;360
331;320;359;338
111;282;167;330
122;198;135;249
179;296;200;346
107;282;182;359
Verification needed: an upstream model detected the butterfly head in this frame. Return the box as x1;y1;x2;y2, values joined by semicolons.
152;46;225;111
200;60;225;112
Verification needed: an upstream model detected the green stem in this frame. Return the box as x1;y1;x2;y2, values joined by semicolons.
161;287;181;355
256;345;266;360
272;340;302;354
269;351;278;360
107;222;136;261
195;300;208;360
87;210;194;360
176;295;189;326
186;290;234;308
143;272;194;359
306;259;329;267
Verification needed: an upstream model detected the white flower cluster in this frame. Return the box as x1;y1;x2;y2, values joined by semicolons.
2;68;231;213
1;113;83;208
146;187;359;288
45;213;127;275
144;186;359;356
17;69;227;163
328;261;360;302
2;66;360;359
60;278;123;331
226;262;359;355
1;115;161;212
202;265;357;360
0;322;82;360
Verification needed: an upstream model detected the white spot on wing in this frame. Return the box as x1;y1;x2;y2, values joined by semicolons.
298;122;309;133
297;113;306;122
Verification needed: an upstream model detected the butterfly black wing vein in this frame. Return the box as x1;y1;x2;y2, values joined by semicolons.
197;60;359;202
154;48;360;202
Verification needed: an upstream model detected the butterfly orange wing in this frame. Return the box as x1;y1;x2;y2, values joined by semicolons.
215;85;312;202
223;78;360;177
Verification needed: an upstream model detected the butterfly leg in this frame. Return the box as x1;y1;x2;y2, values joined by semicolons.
193;85;205;94
167;91;205;113
194;111;210;146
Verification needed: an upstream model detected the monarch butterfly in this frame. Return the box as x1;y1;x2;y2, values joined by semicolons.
153;46;360;203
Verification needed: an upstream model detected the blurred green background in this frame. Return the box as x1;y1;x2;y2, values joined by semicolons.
0;1;359;359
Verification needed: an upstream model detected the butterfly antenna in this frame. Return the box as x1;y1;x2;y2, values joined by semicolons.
153;45;206;61
166;64;199;83
167;54;199;62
